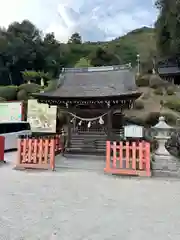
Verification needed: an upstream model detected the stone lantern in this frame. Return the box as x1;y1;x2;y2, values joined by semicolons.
152;116;172;156
152;116;178;176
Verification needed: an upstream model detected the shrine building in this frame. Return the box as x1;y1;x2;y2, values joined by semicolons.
33;65;141;155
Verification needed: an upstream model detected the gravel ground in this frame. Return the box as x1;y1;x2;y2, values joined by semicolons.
1;152;180;239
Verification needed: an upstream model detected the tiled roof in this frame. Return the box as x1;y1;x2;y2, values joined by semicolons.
158;66;180;75
35;65;139;99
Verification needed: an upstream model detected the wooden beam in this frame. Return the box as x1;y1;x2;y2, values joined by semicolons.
107;109;112;139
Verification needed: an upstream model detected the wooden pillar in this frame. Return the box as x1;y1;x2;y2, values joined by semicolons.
67;114;71;148
107;109;112;139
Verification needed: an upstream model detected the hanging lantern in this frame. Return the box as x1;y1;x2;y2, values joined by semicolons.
88;121;91;128
70;117;75;123
99;117;104;125
78;120;82;126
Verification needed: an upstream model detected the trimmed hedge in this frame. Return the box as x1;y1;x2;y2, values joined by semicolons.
133;100;144;110
154;87;164;95
135;74;150;87
17;89;28;101
149;74;166;89
18;83;41;93
44;80;58;92
145;111;177;126
166;86;175;95
0;86;17;100
164;99;180;112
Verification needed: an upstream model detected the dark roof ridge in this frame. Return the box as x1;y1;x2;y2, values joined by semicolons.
61;64;132;74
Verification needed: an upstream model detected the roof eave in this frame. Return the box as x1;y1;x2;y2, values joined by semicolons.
32;91;141;101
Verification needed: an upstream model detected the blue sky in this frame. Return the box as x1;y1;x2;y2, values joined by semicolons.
0;0;158;42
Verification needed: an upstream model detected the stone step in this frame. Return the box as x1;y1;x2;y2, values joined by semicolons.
70;140;106;145
70;141;106;146
66;148;106;155
69;146;106;151
62;153;106;160
71;136;107;140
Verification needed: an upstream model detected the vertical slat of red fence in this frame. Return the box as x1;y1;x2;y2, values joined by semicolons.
139;142;143;170
125;142;130;168
33;139;38;164
113;142;117;168
39;139;43;165
145;142;151;177
105;141;111;172
17;139;21;165
28;139;32;163
55;135;58;152
142;141;146;165
58;135;60;151
44;138;49;164
22;139;27;163
50;138;55;171
119;142;123;168
132;142;136;169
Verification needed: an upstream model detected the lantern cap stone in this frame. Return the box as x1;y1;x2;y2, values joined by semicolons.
152;116;173;129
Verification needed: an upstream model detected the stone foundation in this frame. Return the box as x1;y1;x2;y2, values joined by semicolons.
152;155;180;178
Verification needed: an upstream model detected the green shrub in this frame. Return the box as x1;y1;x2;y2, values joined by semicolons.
135;74;150;87
166;132;180;158
0;86;17;100
164;99;180;112
44;80;58;92
154;87;164;95
133;100;144;110
162;112;177;125
166;86;175;95
145;111;177;126
149;74;165;89
18;83;41;93
145;112;160;126
17;89;28;101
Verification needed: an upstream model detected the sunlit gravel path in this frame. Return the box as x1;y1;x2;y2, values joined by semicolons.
0;152;180;239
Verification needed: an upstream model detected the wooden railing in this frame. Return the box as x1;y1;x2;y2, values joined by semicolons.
104;141;151;177
55;134;63;154
15;134;62;171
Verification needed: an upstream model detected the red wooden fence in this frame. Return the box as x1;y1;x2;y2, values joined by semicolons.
104;141;151;177
55;134;63;154
15;135;62;170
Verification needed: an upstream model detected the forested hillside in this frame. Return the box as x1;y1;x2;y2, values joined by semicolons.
0;20;156;86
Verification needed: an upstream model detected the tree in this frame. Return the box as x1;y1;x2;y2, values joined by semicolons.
155;0;180;57
75;57;92;67
0;19;157;86
42;33;62;77
89;47;120;66
0;20;64;85
22;70;38;83
68;32;82;44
